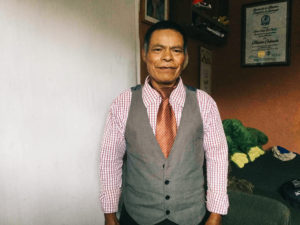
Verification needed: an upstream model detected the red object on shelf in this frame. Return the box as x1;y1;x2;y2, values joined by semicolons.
193;0;212;9
193;0;204;4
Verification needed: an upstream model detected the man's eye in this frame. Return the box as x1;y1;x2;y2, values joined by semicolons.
153;48;162;52
174;49;184;53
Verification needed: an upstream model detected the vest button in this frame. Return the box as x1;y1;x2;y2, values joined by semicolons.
165;180;170;185
165;195;170;200
166;210;170;215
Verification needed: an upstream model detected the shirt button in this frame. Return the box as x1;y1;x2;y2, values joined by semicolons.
166;210;170;215
165;195;170;200
165;180;170;185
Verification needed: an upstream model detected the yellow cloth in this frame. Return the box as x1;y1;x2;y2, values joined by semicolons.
248;146;265;162
231;152;249;168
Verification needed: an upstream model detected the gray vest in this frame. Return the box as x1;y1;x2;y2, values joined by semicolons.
123;85;206;225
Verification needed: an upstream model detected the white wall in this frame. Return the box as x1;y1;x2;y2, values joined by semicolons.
0;1;138;224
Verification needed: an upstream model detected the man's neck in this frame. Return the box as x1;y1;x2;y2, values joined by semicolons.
149;77;180;92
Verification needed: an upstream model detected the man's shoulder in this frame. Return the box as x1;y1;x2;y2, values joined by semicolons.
114;84;143;99
111;84;144;107
196;88;213;99
189;87;217;107
185;85;197;92
130;84;142;91
110;88;132;108
184;85;214;101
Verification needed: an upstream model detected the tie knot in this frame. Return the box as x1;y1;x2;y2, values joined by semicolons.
158;87;174;100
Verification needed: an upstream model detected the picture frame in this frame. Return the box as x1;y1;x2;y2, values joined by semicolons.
142;0;169;24
200;47;212;95
241;0;291;67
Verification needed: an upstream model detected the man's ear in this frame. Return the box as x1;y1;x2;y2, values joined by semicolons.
142;49;147;63
183;52;189;70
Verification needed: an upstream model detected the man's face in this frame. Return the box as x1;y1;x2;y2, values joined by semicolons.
143;29;186;90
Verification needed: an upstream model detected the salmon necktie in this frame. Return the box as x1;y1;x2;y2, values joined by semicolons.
156;87;177;158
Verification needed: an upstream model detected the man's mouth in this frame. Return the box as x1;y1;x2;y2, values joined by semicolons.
157;66;177;70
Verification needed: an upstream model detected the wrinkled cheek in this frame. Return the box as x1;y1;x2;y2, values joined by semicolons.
176;67;183;75
147;64;155;73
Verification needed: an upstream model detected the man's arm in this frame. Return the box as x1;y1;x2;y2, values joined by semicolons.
104;213;120;225
205;213;222;225
197;91;229;224
99;90;131;223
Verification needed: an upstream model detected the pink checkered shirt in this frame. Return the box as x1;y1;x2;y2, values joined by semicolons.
99;77;229;215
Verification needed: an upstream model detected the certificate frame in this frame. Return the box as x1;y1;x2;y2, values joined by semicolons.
142;0;169;24
200;47;212;95
241;0;291;67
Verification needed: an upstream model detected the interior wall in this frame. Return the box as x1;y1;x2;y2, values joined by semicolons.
213;0;300;153
0;1;137;224
139;13;151;83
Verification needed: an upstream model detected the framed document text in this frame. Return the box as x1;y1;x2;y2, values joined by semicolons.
241;0;291;67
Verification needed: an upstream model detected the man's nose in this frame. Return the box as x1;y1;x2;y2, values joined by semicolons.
162;48;173;61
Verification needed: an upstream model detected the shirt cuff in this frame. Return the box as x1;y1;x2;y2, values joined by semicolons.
206;190;229;215
100;188;121;213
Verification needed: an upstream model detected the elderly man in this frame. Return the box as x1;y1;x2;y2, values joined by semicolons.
100;21;229;225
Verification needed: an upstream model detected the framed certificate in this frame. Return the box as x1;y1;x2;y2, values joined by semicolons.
241;0;291;67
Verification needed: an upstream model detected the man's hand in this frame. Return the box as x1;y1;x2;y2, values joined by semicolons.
205;212;222;225
104;213;120;225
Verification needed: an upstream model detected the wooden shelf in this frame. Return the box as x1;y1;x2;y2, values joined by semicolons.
192;6;229;32
184;25;227;46
170;0;229;46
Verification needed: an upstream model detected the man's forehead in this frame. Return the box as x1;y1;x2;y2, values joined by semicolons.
149;29;184;46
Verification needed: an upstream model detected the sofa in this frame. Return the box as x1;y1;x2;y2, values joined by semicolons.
226;151;300;225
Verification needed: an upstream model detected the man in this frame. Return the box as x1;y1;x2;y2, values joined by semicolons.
100;21;229;225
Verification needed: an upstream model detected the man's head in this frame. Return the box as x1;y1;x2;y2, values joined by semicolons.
143;21;187;54
142;21;188;90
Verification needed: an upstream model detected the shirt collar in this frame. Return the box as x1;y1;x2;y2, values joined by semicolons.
142;76;186;108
